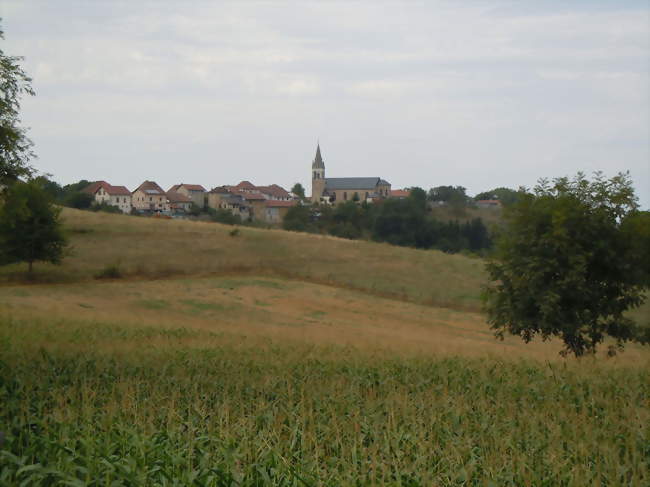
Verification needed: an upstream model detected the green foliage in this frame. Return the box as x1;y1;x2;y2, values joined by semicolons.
208;207;242;225
0;180;68;274
0;322;648;485
94;263;122;279
283;191;492;254
64;191;94;209
90;201;122;214
485;172;649;357
0;22;35;185
291;182;305;200
474;187;522;206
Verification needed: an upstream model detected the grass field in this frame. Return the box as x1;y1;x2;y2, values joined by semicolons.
1;209;649;485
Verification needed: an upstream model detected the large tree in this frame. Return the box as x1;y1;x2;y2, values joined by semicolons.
484;172;649;357
0;22;35;185
0;181;68;275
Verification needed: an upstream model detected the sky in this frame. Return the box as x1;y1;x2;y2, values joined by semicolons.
2;1;649;207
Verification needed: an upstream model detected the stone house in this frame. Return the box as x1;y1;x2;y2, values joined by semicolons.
83;181;132;213
168;184;206;208
207;186;250;220
264;200;297;223
166;191;192;214
310;144;391;204
257;184;292;201
242;192;268;221
132;181;169;213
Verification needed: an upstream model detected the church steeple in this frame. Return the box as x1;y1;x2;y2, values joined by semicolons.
311;142;326;202
312;143;325;169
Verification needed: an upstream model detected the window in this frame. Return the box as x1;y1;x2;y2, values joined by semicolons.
343;192;347;200
365;192;369;199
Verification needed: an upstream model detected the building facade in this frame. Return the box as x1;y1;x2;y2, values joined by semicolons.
309;144;391;204
132;181;169;213
83;181;132;213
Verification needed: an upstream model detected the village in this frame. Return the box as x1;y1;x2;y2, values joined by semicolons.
81;144;420;224
81;143;503;225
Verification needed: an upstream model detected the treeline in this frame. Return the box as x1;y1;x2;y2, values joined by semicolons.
284;188;492;254
31;177;123;212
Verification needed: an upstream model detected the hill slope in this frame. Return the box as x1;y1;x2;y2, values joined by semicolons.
1;208;487;311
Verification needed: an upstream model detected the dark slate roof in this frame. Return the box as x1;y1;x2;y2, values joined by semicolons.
312;144;325;169
325;177;382;190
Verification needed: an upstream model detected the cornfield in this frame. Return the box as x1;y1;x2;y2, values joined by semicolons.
1;316;648;486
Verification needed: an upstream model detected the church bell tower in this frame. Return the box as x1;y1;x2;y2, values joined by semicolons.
311;143;326;202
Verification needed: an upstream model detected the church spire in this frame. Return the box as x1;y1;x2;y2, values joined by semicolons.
312;143;325;169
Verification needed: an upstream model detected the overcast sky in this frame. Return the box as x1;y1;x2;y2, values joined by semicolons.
2;1;648;207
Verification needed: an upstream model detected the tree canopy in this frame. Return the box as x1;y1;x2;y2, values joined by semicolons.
484;172;649;357
0;22;35;185
0;180;68;274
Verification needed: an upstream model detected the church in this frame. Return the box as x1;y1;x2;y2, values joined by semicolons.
310;144;391;204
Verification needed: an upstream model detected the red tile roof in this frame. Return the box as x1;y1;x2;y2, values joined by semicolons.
258;184;291;199
390;189;410;198
83;181;131;196
235;180;257;190
166;191;192;203
82;181;110;194
171;183;206;192
107;185;131;196
476;199;502;205
265;200;297;208
134;181;165;195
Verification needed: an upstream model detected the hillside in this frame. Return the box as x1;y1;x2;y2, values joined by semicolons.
1;208;487;311
2;208;649;484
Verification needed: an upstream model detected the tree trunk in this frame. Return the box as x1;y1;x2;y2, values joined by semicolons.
28;260;33;276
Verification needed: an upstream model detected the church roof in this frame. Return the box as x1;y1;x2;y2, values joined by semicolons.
325;177;385;190
312;144;325;169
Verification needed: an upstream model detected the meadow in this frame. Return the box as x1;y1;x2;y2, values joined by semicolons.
0;209;648;485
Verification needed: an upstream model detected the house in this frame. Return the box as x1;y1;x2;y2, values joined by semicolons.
233;181;257;193
168;183;206;208
83;181;132;213
207;186;250;220
264;200;297;223
257;184;292;201
166;191;192;214
241;192;268;221
476;199;502;209
310;144;391;204
132;181;169;213
390;189;410;199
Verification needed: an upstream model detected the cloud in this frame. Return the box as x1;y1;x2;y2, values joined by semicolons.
1;0;648;206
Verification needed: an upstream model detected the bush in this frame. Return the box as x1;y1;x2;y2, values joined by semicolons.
94;263;122;279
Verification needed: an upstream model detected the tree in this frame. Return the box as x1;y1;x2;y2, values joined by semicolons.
474;187;521;206
484;172;649;357
65;191;94;209
0;180;68;275
291;183;306;200
1;22;35;185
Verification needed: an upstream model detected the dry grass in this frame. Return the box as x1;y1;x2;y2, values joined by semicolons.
2;276;648;365
0;208;487;311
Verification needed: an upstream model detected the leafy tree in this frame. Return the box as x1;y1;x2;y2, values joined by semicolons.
283;204;312;232
0;180;68;275
0;22;35;185
90;201;122;214
207;208;241;225
291;183;306;200
484;172;649;357
32;175;64;201
428;186;468;204
474;187;521;206
65;191;94;209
